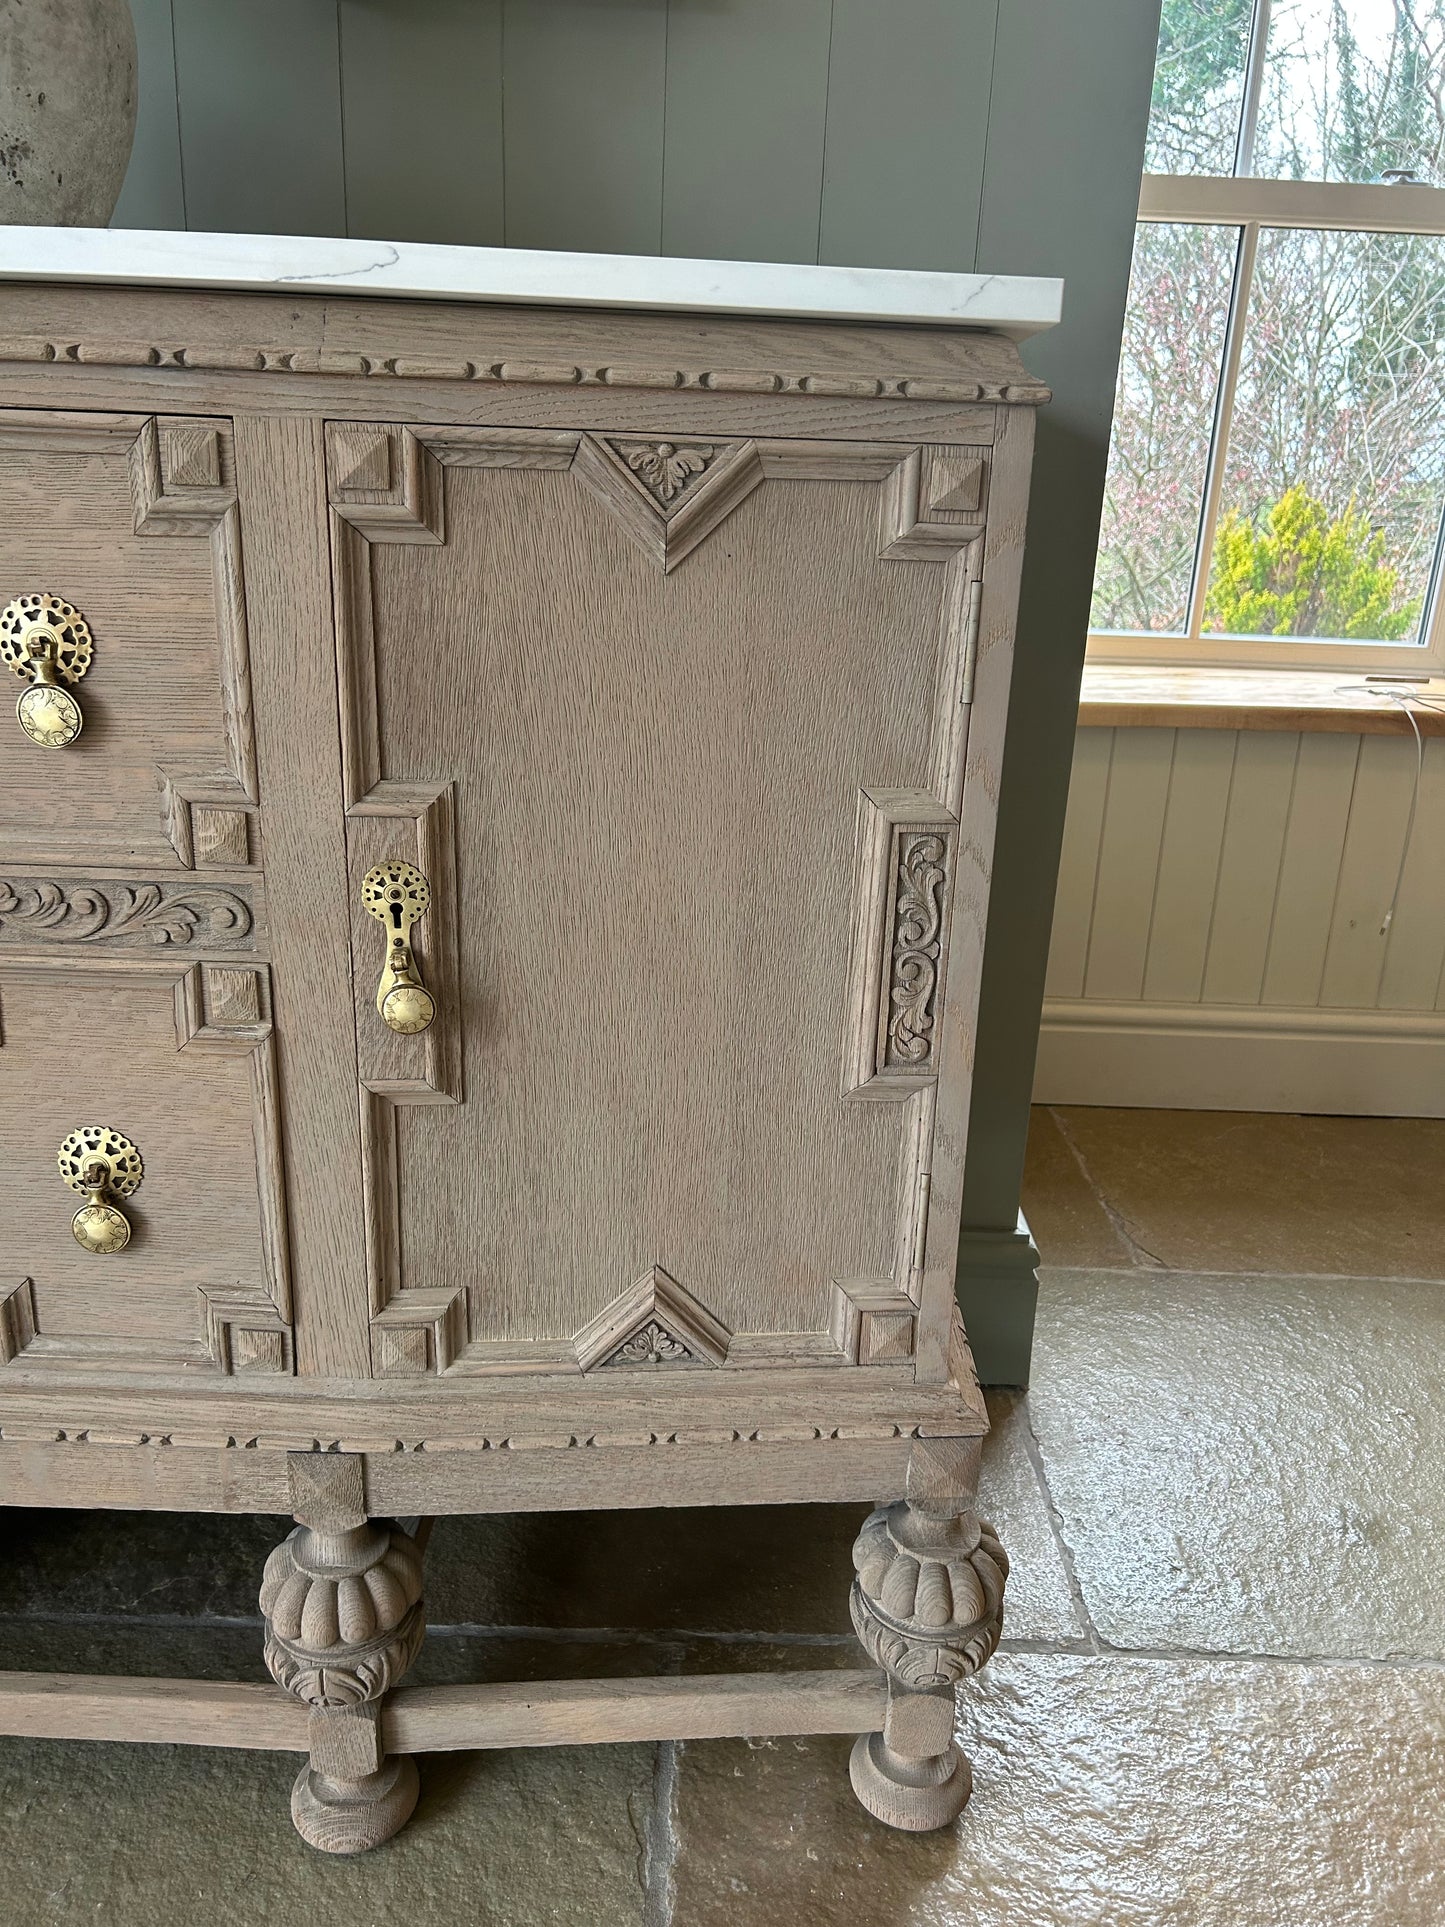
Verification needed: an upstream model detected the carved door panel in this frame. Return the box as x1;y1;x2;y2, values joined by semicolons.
330;422;995;1382
0;410;256;869
0;408;294;1382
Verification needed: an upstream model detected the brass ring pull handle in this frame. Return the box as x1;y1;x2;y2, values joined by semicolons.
1;593;94;748
58;1127;143;1254
362;861;436;1035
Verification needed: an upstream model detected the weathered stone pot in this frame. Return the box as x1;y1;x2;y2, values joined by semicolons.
0;0;137;224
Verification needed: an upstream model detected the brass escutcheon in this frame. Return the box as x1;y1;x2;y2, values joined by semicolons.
361;860;436;1035
1;593;94;748
57;1126;143;1254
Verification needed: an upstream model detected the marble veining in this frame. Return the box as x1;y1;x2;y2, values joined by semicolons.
0;227;1063;337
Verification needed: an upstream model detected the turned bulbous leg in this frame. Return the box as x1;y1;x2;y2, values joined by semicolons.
261;1454;427;1855
848;1468;1008;1833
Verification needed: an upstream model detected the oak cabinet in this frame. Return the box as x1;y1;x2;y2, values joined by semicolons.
0;260;1047;1852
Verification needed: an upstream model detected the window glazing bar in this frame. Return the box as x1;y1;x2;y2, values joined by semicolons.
1185;222;1258;642
1234;0;1272;176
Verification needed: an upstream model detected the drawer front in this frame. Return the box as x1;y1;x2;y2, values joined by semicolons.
328;420;1000;1381
0;410;256;869
0;956;290;1378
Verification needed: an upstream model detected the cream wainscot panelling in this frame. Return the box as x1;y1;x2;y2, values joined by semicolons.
1037;725;1445;1117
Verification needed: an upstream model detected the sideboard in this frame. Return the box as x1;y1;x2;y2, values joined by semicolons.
0;230;1058;1852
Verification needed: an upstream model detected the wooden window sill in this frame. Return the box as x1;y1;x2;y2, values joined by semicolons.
1079;664;1445;736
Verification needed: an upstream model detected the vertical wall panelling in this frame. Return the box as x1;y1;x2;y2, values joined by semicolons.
1319;733;1423;1010
1260;733;1362;1006
1140;728;1237;1003
339;0;504;246
1044;729;1113;1000
1199;731;1299;1004
111;0;185;229
1082;728;1175;1002
170;0;345;236
955;0;1161;1378
1041;722;1445;1115
818;0;997;272
1383;742;1445;1011
501;0;667;255
661;0;832;264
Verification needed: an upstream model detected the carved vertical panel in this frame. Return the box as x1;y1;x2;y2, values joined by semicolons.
129;416;261;867
843;790;958;1100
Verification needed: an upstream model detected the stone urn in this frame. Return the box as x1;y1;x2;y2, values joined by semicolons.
0;0;137;224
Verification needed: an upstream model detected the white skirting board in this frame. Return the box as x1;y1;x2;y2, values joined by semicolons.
1034;1000;1445;1117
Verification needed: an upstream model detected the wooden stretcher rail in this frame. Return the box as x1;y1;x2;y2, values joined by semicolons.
0;1668;888;1754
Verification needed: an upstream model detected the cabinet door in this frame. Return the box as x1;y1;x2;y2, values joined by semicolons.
330;421;1006;1383
0;410;293;1380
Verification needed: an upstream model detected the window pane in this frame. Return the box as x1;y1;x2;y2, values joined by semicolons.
1254;0;1445;185
1091;223;1238;636
1205;227;1445;644
1145;0;1255;175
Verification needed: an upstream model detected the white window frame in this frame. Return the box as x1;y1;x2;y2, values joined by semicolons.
1089;0;1445;675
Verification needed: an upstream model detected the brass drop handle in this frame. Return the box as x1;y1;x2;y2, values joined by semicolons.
58;1127;143;1254
1;593;94;748
362;861;436;1035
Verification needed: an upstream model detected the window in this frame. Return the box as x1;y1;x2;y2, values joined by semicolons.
1090;0;1445;671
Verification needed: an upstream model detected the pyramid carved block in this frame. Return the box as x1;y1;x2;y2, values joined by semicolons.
574;1266;732;1371
830;1281;917;1365
161;425;222;489
879;446;989;561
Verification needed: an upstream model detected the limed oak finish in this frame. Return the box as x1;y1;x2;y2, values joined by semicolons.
0;264;1046;1853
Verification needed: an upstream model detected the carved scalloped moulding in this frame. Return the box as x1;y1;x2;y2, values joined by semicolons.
0;1417;943;1452
0;333;1050;406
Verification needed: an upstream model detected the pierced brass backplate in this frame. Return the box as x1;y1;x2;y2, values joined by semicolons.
1;593;94;748
58;1126;143;1255
361;860;436;1035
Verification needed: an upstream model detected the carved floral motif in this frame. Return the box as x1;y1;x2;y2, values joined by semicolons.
885;834;947;1068
600;1319;698;1367
618;441;715;504
0;878;252;947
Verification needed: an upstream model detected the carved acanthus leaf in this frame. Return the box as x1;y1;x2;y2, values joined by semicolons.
614;440;717;506
0;878;252;948
599;1320;699;1368
573;1265;731;1371
885;834;947;1068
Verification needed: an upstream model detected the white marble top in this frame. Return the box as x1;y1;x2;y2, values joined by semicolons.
0;228;1063;339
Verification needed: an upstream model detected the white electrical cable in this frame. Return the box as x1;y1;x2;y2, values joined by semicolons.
1332;682;1445;935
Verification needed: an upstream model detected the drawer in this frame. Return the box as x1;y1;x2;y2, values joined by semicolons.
0;410;257;870
0;955;293;1379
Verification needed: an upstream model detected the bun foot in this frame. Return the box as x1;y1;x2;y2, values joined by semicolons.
849;1730;973;1832
290;1753;420;1855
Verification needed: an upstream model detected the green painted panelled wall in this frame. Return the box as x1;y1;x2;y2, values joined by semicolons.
113;0;1162;1384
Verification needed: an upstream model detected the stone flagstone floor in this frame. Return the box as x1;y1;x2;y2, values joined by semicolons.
2;1104;1443;1924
